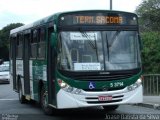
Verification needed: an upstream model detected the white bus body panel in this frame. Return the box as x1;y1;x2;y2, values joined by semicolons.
57;85;143;109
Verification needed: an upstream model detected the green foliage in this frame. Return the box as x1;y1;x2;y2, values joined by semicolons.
0;23;24;60
136;0;160;74
136;0;160;31
141;32;160;73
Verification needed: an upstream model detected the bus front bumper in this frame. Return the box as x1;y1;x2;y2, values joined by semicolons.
56;85;143;109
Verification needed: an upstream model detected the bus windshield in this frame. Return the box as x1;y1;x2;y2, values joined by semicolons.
57;31;141;71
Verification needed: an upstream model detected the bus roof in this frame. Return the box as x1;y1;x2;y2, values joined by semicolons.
10;10;136;35
10;14;57;35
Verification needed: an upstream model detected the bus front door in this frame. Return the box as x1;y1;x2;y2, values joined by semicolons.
11;37;17;91
47;28;56;106
23;33;30;95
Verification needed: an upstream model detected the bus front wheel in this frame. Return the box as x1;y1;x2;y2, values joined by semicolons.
102;105;119;111
40;86;54;115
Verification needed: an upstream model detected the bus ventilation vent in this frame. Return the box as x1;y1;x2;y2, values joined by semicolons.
86;99;122;104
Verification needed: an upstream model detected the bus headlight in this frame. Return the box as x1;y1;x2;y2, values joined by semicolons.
66;86;74;92
57;79;74;93
58;79;68;88
127;77;142;91
74;89;81;94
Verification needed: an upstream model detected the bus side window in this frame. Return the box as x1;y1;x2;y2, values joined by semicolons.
30;30;38;59
16;36;18;58
10;36;16;60
16;33;23;58
37;27;46;59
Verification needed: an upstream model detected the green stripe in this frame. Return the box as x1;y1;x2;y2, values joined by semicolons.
56;70;142;90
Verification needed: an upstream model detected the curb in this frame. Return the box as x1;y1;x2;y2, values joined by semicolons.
135;103;160;110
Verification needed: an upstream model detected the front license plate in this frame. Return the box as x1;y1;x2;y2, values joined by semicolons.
98;96;112;101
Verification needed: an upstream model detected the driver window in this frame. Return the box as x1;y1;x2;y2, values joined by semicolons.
70;48;79;63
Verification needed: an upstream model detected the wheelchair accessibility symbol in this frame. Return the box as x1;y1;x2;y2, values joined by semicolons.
89;82;96;89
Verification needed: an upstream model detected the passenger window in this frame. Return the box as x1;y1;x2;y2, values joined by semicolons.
37;28;46;59
16;33;23;58
30;30;38;58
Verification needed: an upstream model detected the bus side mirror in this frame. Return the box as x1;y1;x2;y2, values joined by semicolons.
138;34;143;50
51;33;57;48
51;33;59;56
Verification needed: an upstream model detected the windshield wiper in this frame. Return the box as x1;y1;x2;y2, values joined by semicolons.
106;31;121;62
109;30;121;48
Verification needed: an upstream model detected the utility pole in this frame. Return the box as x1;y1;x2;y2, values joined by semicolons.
110;0;112;10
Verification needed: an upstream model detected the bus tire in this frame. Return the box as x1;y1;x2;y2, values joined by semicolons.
103;105;119;111
18;80;26;104
40;86;54;115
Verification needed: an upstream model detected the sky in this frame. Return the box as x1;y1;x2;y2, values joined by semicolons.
0;0;142;30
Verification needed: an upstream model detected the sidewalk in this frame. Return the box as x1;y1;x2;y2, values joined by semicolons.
137;96;160;110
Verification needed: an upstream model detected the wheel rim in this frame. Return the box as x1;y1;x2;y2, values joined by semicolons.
42;92;48;108
19;86;22;100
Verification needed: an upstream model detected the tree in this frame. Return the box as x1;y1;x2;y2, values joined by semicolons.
0;23;24;60
135;0;160;74
136;0;160;31
141;32;160;74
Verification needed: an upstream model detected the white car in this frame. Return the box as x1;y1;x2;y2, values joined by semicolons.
0;64;10;84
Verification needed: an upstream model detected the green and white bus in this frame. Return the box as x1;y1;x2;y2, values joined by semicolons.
10;10;143;114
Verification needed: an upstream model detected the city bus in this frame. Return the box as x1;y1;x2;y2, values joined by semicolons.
10;10;143;115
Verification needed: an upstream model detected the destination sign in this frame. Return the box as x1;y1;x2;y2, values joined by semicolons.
74;16;123;24
59;12;138;26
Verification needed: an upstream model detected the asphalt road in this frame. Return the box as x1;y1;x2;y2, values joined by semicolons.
0;83;160;120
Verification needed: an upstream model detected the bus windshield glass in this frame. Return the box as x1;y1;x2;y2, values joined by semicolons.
57;31;141;71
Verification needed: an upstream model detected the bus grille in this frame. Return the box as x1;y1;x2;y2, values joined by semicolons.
87;99;122;104
85;95;123;104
